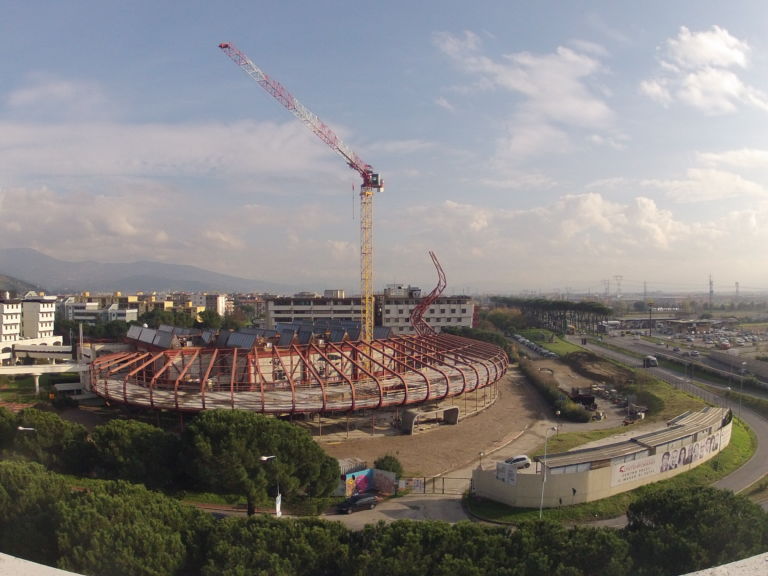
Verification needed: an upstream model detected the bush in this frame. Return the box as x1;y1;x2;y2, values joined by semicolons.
519;359;591;422
374;454;404;477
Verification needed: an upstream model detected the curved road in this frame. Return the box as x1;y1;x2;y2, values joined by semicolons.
329;337;768;528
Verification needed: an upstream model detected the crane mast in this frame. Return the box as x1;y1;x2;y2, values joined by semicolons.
219;42;383;342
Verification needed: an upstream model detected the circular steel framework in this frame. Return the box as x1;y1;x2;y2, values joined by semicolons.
88;333;508;414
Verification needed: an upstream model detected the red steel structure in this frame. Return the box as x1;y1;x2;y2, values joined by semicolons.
88;333;508;414
409;251;447;336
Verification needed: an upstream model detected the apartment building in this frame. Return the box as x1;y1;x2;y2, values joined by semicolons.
265;296;363;329
379;295;474;334
264;287;474;335
0;293;61;364
21;296;56;339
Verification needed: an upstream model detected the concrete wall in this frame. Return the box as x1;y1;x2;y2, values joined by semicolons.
474;421;733;509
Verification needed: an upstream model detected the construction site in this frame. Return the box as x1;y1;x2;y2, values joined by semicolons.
87;42;509;433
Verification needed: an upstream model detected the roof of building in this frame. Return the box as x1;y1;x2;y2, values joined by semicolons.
541;407;728;469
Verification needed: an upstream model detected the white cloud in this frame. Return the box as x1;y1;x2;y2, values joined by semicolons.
666;26;749;70
0;120;346;187
6;74;111;121
435;96;455;112
433;30;617;170
642;26;768;114
641;168;768;203
698;148;768;169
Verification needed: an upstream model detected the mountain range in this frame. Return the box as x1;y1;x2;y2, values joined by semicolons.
0;248;294;294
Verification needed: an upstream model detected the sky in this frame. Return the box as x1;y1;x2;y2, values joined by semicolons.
2;1;768;297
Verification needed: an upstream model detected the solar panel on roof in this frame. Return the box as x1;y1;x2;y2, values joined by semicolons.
154;332;173;348
226;333;258;349
329;328;347;342
138;329;156;344
278;329;295;346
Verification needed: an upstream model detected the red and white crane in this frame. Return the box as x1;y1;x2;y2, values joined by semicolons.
219;42;383;342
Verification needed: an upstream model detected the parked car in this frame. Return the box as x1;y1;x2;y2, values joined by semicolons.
336;493;378;514
504;455;532;469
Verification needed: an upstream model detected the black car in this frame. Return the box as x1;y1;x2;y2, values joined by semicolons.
336;494;378;514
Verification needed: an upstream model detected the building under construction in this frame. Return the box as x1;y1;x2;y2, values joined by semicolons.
88;324;508;419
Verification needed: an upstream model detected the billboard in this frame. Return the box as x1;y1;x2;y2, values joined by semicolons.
611;424;732;487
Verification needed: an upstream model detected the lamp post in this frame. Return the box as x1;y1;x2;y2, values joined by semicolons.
478;451;484;470
260;455;281;517
648;302;653;337
539;426;558;519
17;426;36;432
739;362;746;418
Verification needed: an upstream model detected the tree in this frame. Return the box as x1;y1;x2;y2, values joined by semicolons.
0;460;70;565
14;408;90;474
202;516;350;576
90;419;181;489
56;481;209;576
196;310;223;330
182;410;339;515
0;406;16;452
625;485;768;575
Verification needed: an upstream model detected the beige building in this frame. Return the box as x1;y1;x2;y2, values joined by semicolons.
474;407;732;509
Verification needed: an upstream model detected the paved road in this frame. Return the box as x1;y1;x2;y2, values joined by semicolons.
328;337;768;529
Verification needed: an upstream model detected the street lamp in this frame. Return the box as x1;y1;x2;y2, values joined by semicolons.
539;426;558;519
478;451;485;470
739;362;746;418
260;455;281;517
648;302;653;337
17;426;36;432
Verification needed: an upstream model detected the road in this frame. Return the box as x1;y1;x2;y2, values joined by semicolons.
327;336;768;529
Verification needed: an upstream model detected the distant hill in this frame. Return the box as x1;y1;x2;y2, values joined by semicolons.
0;272;38;297
0;248;294;294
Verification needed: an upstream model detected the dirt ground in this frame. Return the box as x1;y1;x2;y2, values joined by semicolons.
320;358;621;477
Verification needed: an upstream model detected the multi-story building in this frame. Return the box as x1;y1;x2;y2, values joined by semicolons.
61;299;137;325
21;295;56;339
265;296;363;329
191;293;228;317
0;298;22;345
264;287;474;335
1;293;62;365
379;294;474;335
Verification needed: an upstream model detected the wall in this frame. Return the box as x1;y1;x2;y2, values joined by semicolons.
474;421;733;509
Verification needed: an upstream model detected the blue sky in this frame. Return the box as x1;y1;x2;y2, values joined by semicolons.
2;1;768;297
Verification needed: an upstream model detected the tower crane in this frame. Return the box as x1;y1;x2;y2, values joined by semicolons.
219;42;383;342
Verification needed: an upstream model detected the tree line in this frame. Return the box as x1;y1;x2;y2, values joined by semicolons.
1;407;340;515
0;455;765;576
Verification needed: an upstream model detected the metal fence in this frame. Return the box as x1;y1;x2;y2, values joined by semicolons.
400;475;471;495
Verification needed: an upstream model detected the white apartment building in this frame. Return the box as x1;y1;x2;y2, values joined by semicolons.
21;296;56;339
264;293;474;335
190;293;228;317
265;296;362;329
0;299;22;345
380;295;474;335
61;299;137;324
1;294;61;365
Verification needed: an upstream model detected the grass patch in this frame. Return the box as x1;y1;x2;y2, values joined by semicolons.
467;417;754;525
0;375;41;404
545;337;584;357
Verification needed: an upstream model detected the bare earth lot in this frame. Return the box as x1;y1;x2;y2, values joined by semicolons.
320;360;620;477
